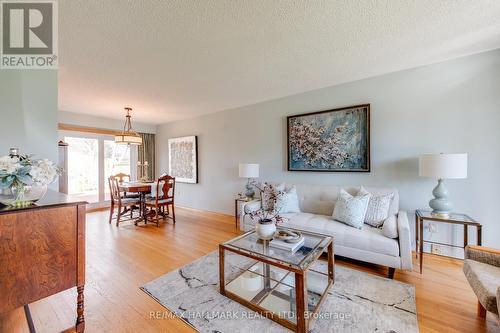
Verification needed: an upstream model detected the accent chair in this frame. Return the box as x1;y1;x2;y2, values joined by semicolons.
463;245;500;322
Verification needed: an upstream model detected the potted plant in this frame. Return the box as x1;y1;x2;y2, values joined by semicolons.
0;151;61;207
249;182;286;240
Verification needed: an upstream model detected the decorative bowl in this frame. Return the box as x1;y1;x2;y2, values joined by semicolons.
275;230;302;243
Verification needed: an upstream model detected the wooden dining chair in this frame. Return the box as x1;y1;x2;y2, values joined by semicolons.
145;175;176;227
112;173;140;199
113;172;130;183
108;176;141;226
111;172;141;216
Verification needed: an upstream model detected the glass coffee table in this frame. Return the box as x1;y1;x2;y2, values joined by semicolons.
219;228;334;333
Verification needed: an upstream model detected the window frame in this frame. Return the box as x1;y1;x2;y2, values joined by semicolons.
59;130;138;208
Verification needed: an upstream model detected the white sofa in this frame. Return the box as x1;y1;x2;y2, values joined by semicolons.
240;184;413;277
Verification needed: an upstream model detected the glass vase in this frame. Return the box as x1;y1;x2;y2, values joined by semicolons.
0;185;48;207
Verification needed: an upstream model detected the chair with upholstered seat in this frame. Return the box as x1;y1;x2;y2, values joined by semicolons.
463;245;500;322
145;175;176;227
112;173;140;199
108;176;141;226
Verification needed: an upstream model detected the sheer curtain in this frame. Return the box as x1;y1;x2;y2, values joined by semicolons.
138;133;155;181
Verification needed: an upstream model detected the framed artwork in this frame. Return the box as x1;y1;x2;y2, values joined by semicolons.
168;136;198;183
287;104;370;172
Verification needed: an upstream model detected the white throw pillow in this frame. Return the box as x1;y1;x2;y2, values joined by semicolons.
277;186;301;214
332;189;371;229
360;187;394;227
382;215;398;238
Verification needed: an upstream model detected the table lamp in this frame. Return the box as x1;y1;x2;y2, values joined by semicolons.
419;153;468;217
239;163;259;199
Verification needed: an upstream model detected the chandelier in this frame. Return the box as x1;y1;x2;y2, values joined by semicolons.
115;107;143;145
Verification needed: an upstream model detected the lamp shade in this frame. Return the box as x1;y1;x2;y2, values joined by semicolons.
239;163;259;178
115;107;143;145
115;133;143;145
419;153;467;179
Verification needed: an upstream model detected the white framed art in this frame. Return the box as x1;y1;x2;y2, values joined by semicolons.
168;136;198;184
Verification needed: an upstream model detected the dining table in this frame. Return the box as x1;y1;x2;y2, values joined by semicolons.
118;181;153;224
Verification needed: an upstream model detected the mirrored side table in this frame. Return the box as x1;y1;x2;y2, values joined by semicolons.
234;197;260;228
415;210;482;274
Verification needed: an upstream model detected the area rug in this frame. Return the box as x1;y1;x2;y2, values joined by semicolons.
141;251;418;332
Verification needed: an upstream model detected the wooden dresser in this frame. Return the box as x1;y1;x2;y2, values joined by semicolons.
0;191;87;332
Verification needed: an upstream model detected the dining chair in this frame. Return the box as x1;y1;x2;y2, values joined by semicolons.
113;173;140;199
111;172;141;216
108;176;141;226
145;175;176;227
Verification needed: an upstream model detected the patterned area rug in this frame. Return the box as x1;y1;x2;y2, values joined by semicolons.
141;252;418;333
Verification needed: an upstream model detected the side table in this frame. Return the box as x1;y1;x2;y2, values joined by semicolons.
415;210;482;274
234;197;259;228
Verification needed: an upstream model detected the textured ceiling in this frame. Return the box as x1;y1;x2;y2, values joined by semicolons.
59;0;500;124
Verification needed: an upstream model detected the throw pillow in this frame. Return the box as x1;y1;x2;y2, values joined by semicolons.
360;187;394;227
277;185;301;213
332;189;371;229
382;215;398;238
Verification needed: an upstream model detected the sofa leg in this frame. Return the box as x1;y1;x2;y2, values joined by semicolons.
477;300;486;318
387;267;395;279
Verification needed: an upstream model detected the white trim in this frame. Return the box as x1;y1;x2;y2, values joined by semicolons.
58;130;138;209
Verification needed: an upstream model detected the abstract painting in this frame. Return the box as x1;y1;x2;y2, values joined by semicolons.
287;104;370;172
168;136;198;183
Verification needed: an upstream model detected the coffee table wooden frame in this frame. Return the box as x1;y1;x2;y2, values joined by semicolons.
219;229;334;333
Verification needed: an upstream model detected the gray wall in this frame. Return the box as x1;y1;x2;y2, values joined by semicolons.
156;49;500;249
0;71;58;162
58;111;157;134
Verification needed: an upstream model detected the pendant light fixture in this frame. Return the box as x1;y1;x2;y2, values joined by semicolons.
115;107;143;145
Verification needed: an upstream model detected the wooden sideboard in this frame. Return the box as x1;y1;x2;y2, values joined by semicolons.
0;191;87;332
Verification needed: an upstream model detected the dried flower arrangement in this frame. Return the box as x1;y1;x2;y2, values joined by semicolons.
248;181;286;224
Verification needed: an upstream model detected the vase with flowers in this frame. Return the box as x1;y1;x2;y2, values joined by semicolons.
0;150;61;207
249;182;286;240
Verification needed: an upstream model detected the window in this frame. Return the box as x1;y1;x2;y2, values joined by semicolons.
104;140;131;201
65;137;99;203
60;131;137;208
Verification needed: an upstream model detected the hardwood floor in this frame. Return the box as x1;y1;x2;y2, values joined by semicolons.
0;208;498;332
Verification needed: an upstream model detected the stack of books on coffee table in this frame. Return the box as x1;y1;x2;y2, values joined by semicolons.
269;237;304;253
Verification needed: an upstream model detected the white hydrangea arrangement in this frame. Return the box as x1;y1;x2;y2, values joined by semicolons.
0;154;61;204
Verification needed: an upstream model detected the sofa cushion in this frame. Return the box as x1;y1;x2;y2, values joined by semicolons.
332;189;371;229
294;184;399;216
463;259;500;314
280;212;400;257
295;185;340;216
